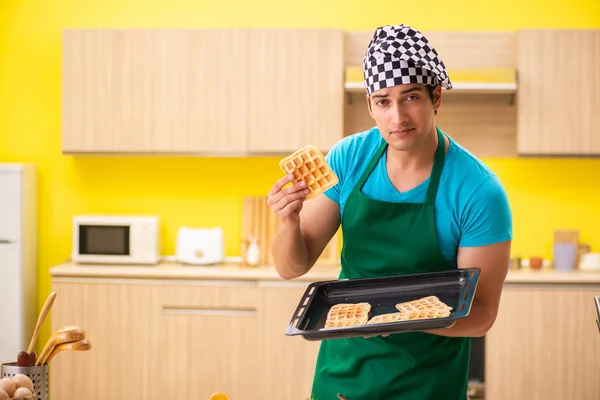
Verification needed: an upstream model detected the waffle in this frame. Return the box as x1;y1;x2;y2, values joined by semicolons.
395;308;451;320
366;312;406;325
395;296;452;314
367;308;451;325
279;145;339;200
324;302;371;328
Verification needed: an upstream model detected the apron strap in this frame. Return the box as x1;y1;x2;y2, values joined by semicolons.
425;127;446;204
356;139;387;191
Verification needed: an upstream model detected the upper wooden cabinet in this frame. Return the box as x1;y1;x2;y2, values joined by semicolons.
62;28;344;154
246;29;344;153
517;29;600;155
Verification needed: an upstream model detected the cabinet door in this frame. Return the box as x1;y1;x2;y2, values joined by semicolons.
246;29;344;154
50;282;157;400
154;283;261;400
62;29;248;153
517;30;600;155
485;285;600;400
259;283;321;399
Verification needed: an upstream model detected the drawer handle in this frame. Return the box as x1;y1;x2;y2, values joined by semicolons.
163;306;257;316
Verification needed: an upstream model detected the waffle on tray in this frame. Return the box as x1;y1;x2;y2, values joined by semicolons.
395;295;453;314
279;145;339;200
367;308;451;325
324;302;371;328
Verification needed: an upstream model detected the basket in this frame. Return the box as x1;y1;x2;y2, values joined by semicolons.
1;362;49;400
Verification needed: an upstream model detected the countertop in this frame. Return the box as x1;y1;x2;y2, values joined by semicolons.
49;261;600;284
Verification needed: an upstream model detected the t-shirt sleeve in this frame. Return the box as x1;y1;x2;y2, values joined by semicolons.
459;175;513;247
323;140;348;204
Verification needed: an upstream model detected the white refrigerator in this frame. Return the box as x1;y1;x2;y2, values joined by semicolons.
0;163;37;364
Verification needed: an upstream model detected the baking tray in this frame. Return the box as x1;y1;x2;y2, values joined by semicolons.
594;295;600;334
285;267;480;341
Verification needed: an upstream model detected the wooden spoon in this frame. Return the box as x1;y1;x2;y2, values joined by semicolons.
43;339;91;365
17;292;57;366
35;326;86;366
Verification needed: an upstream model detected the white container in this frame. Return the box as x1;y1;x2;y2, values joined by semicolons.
580;253;600;272
246;236;260;266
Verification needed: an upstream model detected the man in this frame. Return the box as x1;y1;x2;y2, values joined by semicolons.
268;24;512;400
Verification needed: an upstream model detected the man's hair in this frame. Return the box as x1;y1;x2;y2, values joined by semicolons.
425;85;438;115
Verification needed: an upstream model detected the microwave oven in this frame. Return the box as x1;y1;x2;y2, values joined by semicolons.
72;215;161;265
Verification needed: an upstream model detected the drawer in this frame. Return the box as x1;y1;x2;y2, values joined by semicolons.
158;282;260;312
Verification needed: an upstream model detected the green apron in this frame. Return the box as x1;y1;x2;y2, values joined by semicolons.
311;128;470;400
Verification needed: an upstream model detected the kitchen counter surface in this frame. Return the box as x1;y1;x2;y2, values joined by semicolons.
49;261;600;284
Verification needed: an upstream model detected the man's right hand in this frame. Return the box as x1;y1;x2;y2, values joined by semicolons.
267;174;310;224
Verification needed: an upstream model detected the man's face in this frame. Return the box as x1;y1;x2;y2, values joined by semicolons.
366;84;442;152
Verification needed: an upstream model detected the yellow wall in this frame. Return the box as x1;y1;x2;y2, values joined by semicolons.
1;0;600;352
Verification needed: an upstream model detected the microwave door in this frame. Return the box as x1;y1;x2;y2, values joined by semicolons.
79;225;130;256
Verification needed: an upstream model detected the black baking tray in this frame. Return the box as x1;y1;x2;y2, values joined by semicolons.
594;295;600;334
285;268;480;341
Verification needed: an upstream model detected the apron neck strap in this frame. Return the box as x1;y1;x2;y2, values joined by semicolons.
356;138;387;190
355;127;447;200
425;127;446;203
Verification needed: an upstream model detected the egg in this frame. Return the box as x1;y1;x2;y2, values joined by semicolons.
11;375;33;392
11;387;33;399
0;379;15;398
0;388;8;400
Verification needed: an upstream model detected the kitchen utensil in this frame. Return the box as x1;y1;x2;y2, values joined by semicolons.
554;243;577;271
529;257;543;270
245;235;260;266
43;339;91;365
285;268;480;341
17;292;57;367
176;227;225;265
594;295;600;334
1;363;48;400
580;253;600;271
35;326;86;366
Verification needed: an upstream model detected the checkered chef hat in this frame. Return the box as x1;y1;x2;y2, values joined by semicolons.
363;24;452;95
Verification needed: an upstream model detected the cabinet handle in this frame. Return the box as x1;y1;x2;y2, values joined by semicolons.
163;306;257;316
0;239;12;244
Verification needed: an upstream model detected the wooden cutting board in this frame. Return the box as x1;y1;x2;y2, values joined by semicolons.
241;196;340;266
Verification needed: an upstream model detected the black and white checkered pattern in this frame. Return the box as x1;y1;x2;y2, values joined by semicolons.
363;24;452;95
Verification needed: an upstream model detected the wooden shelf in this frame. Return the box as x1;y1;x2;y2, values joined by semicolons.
345;81;517;95
344;66;518;95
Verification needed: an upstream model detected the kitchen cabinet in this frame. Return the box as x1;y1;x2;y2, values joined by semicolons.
49;282;158;400
245;29;344;153
485;284;600;400
49;275;320;400
62;29;250;154
61;28;343;155
516;29;600;155
154;284;262;400
51;264;600;400
259;284;321;399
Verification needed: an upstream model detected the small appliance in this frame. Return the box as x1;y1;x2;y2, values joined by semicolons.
72;215;160;265
175;227;225;265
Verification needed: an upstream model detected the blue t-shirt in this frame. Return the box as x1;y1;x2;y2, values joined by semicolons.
324;127;513;267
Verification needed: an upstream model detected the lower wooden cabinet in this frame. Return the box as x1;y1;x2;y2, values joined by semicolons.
50;278;600;400
258;284;321;399
485;284;600;400
49;279;320;400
